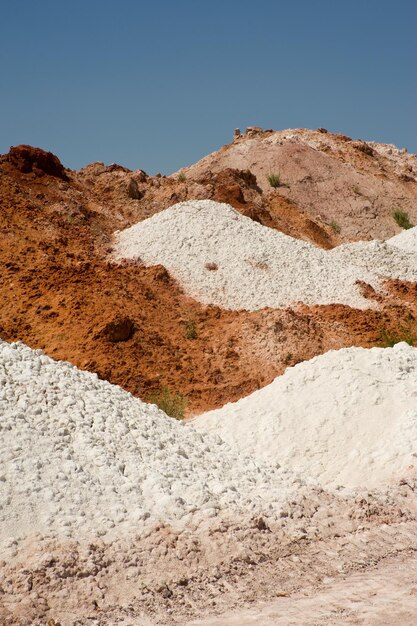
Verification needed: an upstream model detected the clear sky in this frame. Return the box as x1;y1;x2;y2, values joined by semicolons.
1;0;416;174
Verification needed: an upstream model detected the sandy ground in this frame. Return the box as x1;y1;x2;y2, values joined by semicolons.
187;554;417;626
2;510;417;625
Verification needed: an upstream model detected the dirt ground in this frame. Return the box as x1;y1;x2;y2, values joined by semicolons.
187;554;417;626
2;478;417;625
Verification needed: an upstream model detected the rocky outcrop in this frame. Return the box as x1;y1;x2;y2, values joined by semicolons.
6;144;69;180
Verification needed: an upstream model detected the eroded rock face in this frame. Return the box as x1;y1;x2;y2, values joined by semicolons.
127;178;143;199
196;168;262;207
7;144;69;180
352;140;375;157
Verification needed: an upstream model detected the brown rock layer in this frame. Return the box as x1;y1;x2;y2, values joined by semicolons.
7;144;69;180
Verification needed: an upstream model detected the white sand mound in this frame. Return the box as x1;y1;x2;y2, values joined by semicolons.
113;200;380;310
329;239;417;282
387;226;417;254
113;200;417;311
0;340;299;553
193;343;417;490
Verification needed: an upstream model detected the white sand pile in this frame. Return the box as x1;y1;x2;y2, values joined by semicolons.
113;200;380;310
113;200;417;311
387;226;417;254
193;343;417;490
0;340;300;554
329;239;417;282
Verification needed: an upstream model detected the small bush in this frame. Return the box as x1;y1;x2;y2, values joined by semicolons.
177;172;186;182
184;319;197;340
379;323;416;347
330;220;341;234
267;172;281;188
146;385;186;419
393;210;414;230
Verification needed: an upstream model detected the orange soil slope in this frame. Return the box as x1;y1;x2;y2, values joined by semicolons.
1;144;417;414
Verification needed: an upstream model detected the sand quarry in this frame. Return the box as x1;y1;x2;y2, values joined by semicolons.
1;131;417;625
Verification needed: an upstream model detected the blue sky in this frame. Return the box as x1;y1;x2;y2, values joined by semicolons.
1;0;416;173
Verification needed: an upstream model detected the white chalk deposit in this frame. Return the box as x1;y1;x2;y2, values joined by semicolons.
193;343;417;490
0;340;298;553
329;239;417;283
388;226;417;254
113;200;417;311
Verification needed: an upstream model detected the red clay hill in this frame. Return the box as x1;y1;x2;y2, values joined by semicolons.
1;137;416;414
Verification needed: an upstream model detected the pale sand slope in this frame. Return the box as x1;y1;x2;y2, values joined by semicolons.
193;343;417;490
0;339;302;556
2;340;417;624
113;200;417;311
388;225;417;254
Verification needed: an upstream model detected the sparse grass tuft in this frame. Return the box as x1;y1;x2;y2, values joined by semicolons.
184;319;197;340
330;220;341;234
146;385;187;420
267;172;282;188
177;172;187;182
283;352;293;365
379;320;416;347
393;209;414;230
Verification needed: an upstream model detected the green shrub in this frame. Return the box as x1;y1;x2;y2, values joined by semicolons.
177;172;187;182
267;172;282;188
393;210;414;230
330;220;341;234
146;385;186;420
